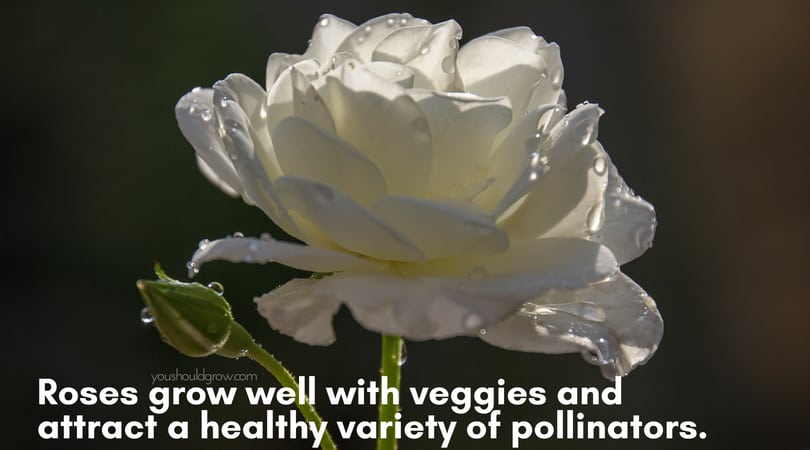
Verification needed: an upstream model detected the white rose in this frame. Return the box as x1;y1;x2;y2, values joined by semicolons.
176;13;662;377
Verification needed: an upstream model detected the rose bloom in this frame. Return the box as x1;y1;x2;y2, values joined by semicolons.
177;13;662;378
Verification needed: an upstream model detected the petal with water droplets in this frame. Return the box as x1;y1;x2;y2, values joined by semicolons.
191;235;380;273
334;13;421;63
318;63;433;196
481;272;663;379
302;14;357;64
590;160;657;264
176;88;244;199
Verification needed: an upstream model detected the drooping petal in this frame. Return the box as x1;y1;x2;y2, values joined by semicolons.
255;278;342;345
212;87;307;241
318;62;433;196
176;88;244;199
196;155;239;197
371;196;508;260
214;74;273;165
274;175;424;262
481;272;663;379
191;235;382;273
373;20;462;90
408;90;512;198
590;159;657;264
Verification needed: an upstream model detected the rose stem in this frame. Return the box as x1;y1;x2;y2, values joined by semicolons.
378;334;403;450
247;343;338;450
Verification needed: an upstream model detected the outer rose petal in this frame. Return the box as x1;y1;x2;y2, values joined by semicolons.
590;159;657;264
481;272;663;379
302;14;357;64
256;279;342;346
334;13;424;63
191;235;382;273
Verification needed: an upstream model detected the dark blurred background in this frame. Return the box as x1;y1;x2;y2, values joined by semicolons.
3;1;809;449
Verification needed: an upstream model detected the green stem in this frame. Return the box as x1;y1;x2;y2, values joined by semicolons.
247;343;337;450
378;335;403;450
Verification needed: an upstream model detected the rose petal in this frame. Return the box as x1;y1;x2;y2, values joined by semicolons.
196;155;239;197
266;53;303;88
272;116;387;206
481;272;663;379
372;20;462;90
191;235;380;273
590;160;657;264
318;62;433;196
400;238;619;298
408;90;512;199
176;88;245;199
301;14;358;64
362;61;415;88
457;35;551;120
212;87;308;241
274;175;424;262
255;278;342;345
334;13;424;63
371;195;508;260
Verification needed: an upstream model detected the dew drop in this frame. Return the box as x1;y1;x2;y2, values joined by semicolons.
233;231;244;238
586;202;605;234
441;56;455;74
260;232;272;241
364;25;372;34
198;238;210;250
420;45;430;55
319;17;330;27
386;18;396;27
592;156;607;175
207;281;224;295
191;86;202;93
140;307;154;324
188;102;197;114
186;261;199;278
478;328;487;336
219;97;229;108
398;341;408;366
399;18;408;26
356;35;366;44
200;109;213;122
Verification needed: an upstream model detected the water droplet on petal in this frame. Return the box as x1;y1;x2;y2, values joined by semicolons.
441;56;455;74
186;261;199;278
207;281;224;295
399;18;409;26
200;109;213;122
319;17;330;27
478;328;487;336
356;35;366;43
420;45;430;55
364;25;372;34
386;18;396;27
586;202;605;234
191;86;202;93
140;307;154;324
219;97;229;108
233;231;244;238
398;341;408;366
592;156;607;175
198;239;210;250
260;232;272;241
